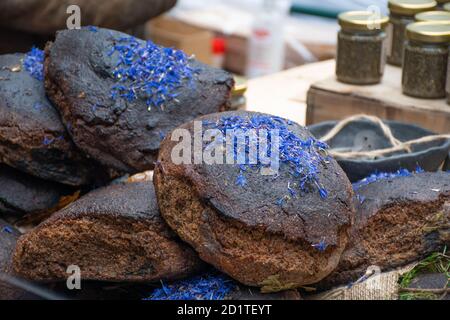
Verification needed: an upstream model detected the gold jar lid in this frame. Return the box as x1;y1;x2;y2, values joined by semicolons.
389;0;437;16
436;0;449;3
406;21;450;43
415;10;450;21
445;3;450;11
232;76;248;97
338;11;389;31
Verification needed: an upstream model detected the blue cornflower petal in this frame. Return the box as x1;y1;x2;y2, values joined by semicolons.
109;36;194;110
23;47;44;81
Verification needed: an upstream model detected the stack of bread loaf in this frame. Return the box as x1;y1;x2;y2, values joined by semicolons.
1;27;448;300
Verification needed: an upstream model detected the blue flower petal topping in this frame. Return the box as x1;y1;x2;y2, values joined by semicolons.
235;172;247;187
312;239;328;252
145;273;236;300
203;115;330;200
2;226;13;234
108;36;195;110
352;167;424;191
23;47;44;81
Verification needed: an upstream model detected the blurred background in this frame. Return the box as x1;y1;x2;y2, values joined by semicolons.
161;0;389;76
0;0;389;77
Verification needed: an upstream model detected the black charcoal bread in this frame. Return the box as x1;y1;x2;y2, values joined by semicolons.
45;27;234;173
0;164;73;217
13;181;203;282
0;50;98;186
0;219;30;300
317;171;450;290
154;111;355;292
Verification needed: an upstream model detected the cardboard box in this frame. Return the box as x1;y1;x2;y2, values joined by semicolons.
146;16;213;65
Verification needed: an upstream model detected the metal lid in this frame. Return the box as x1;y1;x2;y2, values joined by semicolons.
389;0;437;16
338;11;389;31
436;0;449;3
415;10;450;21
232;76;248;97
406;21;450;43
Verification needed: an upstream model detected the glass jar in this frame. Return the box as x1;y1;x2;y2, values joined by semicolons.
387;0;437;66
437;0;450;9
402;21;450;98
336;11;389;85
445;2;450;10
230;76;248;110
415;10;450;21
447;58;450;104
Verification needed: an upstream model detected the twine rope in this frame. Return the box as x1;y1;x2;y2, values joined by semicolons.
319;115;450;160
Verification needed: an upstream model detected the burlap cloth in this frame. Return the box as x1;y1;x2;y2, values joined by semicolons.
310;264;417;300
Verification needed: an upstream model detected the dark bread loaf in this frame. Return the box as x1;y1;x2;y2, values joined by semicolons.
0;0;177;35
0;220;30;300
0;51;98;186
317;171;450;289
13;181;203;282
154;111;355;292
45;27;233;174
0;164;73;217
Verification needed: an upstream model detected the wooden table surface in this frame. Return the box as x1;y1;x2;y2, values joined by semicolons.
246;60;335;126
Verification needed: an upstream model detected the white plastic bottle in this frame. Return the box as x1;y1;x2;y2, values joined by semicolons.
246;0;291;78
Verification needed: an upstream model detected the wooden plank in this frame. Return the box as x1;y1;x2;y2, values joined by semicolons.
307;63;450;133
246;60;335;125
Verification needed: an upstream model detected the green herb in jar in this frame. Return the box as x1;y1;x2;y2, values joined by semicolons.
447;58;450;104
387;0;437;66
336;11;389;85
402;21;450;98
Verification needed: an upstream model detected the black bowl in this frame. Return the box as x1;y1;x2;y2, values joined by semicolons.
308;120;450;182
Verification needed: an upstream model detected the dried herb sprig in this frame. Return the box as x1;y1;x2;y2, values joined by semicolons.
108;36;195;110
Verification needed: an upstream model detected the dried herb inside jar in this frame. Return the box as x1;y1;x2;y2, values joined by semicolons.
336;11;389;85
447;58;450;104
402;21;450;98
387;0;437;66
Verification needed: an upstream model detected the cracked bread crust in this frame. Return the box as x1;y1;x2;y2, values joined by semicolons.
44;27;234;173
317;172;450;290
0;53;96;186
154;111;355;292
13;181;203;282
0;164;73;216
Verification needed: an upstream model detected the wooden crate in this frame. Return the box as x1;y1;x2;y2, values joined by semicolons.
146;16;213;65
246;60;335;125
306;64;450;134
